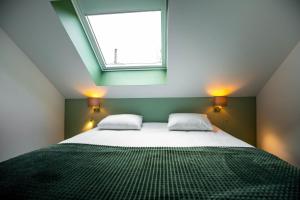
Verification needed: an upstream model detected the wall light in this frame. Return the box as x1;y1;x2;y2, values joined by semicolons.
213;96;228;112
87;97;101;113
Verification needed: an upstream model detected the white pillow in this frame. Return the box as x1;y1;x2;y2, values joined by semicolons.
168;113;213;131
98;114;143;130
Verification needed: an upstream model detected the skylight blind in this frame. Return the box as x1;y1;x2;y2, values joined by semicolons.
77;0;167;15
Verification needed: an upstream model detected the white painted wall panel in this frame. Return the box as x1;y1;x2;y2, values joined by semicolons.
257;41;300;167
0;28;64;162
0;0;300;98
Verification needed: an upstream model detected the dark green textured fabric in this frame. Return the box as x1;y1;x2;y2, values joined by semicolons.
0;144;299;200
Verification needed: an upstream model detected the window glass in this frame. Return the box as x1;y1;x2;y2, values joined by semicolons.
87;11;162;68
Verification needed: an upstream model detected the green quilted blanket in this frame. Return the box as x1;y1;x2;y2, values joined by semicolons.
0;144;299;200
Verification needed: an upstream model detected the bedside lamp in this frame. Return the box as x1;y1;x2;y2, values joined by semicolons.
213;96;227;112
87;97;101;113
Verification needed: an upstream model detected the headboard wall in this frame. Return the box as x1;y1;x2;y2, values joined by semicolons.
65;97;256;146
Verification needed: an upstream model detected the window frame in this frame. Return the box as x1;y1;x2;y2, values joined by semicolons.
71;0;167;71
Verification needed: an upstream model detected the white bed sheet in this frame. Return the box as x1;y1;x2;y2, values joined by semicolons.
61;123;253;148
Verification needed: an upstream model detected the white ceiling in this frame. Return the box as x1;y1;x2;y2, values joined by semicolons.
1;0;300;98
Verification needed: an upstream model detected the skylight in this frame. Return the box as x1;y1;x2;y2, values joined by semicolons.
87;11;162;69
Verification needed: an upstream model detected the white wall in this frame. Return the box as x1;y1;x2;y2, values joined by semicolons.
0;27;64;162
257;42;300;167
1;0;300;98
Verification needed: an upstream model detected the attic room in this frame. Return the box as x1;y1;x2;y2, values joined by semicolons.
0;0;299;199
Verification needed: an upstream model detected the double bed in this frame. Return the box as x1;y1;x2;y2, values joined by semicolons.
0;122;299;199
62;123;252;147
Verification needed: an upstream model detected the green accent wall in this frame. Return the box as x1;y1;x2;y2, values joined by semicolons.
51;0;167;86
65;97;256;146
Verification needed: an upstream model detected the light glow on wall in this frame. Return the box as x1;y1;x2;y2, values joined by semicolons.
82;120;95;131
259;127;290;162
206;84;240;96
77;87;107;98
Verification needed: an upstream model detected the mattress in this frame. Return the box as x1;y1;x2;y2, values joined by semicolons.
61;122;253;147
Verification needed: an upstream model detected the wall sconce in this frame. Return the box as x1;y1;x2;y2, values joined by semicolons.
87;97;101;113
213;96;228;112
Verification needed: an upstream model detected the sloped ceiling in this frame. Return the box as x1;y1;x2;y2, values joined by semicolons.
1;0;300;98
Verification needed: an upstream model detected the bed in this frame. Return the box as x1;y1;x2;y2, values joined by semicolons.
61;123;253;147
0;123;299;199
